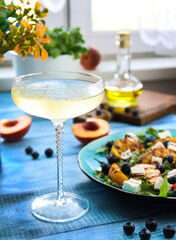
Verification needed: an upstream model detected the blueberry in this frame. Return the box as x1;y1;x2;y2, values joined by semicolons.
157;164;165;174
96;109;102;115
168;175;176;184
101;163;110;175
125;107;131;113
31;151;39;160
145;218;157;231
107;155;119;164
139;229;151;240
108;106;114;112
105;140;114;149
145;136;155;143
100;103;105;109
25;146;33;155
45;148;53;157
163;225;175;239
121;162;131;175
123;222;135;235
165;154;174;164
163;140;170;148
132;109;139;116
173;189;176;197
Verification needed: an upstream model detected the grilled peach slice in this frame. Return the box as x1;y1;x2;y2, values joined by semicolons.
108;163;128;185
152;138;176;145
141;147;176;164
111;139;145;159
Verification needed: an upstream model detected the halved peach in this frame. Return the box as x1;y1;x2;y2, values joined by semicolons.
72;118;110;144
0;115;32;141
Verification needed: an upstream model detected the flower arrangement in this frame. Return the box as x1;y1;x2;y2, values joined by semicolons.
0;0;50;61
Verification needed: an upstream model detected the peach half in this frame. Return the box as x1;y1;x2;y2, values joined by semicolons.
0;115;32;141
72;118;110;144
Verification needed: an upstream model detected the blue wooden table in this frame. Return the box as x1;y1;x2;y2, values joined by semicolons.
1;92;176;240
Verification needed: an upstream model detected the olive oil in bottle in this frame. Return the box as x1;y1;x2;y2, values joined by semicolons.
105;32;143;112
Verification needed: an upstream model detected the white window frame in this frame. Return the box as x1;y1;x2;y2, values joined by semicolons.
69;0;155;55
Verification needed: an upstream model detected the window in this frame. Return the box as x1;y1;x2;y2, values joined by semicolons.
69;0;163;55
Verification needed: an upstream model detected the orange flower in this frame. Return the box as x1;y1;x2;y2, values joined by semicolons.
39;36;51;44
36;23;46;39
14;44;21;54
41;48;48;61
34;47;40;59
21;20;32;32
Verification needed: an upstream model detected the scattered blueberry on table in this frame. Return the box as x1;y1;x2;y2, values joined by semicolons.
31;151;39;160
125;106;131;113
132;109;139;116
25;146;33;155
163;225;175;239
139;229;151;240
123;222;135;235
145;218;157;231
45;148;53;157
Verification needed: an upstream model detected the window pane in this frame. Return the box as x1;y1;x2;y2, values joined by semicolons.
92;0;160;32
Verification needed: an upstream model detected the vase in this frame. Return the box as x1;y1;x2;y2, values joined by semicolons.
12;52;81;77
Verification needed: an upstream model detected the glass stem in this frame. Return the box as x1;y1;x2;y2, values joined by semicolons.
52;120;65;202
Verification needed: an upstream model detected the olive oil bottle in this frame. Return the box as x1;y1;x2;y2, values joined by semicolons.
105;32;143;112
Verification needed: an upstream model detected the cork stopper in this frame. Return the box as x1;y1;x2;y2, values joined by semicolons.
116;31;131;48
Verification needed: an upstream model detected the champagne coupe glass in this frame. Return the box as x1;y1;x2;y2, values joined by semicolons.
11;71;104;223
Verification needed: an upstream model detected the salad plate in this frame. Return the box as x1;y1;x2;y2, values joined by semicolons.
78;128;176;203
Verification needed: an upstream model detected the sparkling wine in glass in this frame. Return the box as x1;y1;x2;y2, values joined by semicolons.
11;71;104;222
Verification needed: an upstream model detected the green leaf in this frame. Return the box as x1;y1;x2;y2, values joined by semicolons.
158;176;168;197
138;181;159;196
95;145;109;154
146;127;159;138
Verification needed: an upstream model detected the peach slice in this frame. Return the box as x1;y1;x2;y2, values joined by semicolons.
72;118;110;144
0;115;32;141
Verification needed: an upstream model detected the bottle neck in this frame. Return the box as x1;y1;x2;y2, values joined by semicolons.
116;48;131;78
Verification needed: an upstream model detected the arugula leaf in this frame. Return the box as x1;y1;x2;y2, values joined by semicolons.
94;170;122;188
163;161;174;170
129;150;145;166
138;181;158;196
137;135;146;146
146;127;159;138
158;176;168;197
95;145;109;155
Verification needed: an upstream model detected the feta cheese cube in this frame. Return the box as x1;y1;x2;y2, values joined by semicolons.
131;165;145;177
121;149;132;160
122;178;141;193
154;177;163;190
168;142;176;152
167;169;176;178
151;156;163;165
152;141;165;149
125;133;138;142
154;176;172;191
158;130;172;139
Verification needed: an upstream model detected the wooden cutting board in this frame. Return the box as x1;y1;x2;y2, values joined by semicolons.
74;90;176;126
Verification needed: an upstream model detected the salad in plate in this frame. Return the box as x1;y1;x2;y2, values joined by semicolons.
94;127;176;198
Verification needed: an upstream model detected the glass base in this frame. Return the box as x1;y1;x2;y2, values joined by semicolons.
31;192;89;223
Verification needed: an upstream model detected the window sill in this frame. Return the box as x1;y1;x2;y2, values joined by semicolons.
90;56;176;82
0;56;176;92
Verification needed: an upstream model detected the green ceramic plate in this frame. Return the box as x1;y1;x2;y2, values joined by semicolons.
78;129;176;202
